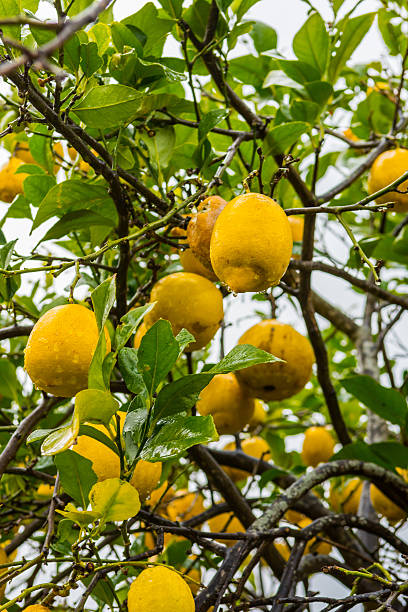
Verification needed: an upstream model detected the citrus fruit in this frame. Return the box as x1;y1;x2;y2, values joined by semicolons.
285;509;307;525
301;427;335;467
187;195;227;272
147;481;175;516
128;566;195;612
329;478;363;514
36;484;55;498
0;157;28;203
144;272;224;351
170;221;217;281
223;436;271;481
298;518;332;555
197;373;255;435
370;469;407;523
14;143;35;165
68;146;95;173
23;606;51;611
0;546;8;599
288;215;304;259
207;512;244;546
210;192;293;292
24;304;111;397
130;460;162;501
133;322;147;348
248;399;268;429
167;490;205;522
236;319;314;401
182;561;201;595
275;539;290;561
367;149;408;212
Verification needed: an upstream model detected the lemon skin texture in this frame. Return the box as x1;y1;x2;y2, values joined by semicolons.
166;490;205;522
330;478;363;514
223;436;271;481
144;272;224;352
207;512;244;546
187;195;227;271
24;304;111;398
128;566;195;612
197;373;255;435
236;319;315;401
22;607;51;612
210;192;293;293
301;427;335;467
130;460;162;501
0;157;28;203
367;149;408;212
179;248;218;281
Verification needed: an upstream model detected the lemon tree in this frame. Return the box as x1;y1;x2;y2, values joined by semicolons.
0;1;408;611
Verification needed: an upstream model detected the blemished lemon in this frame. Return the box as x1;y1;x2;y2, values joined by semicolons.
301;427;335;467
223;436;271;482
166;490;205;522
170;220;217;281
187;195;227;272
329;478;363;515
367;149;408;212
128;566;195;612
298;518;332;555
207;512;244;546
197;373;255;435
144;272;224;352
24;304;111;398
370;469;407;523
210;192;293;293
248;399;268;429
0;157;28;203
236;319;315;401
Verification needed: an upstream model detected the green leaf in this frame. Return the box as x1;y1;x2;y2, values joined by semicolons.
39;210;115;244
175;328;195;353
24;175;56;207
90;478;141;523
278;59;320;84
328;13;375;82
264;122;308;155
55;450;97;507
118;348;147;395
250;20;277;54
57;502;100;528
341;375;408;428
152;372;213;422
64;34;81;73
0;0;21;39
138;320;180;397
140;415;218;461
0;359;18;401
74;389;119;427
210;344;283;374
122;2;173;55
304;81;333;106
143;127;176;169
333;440;408;473
198;109;229;146
290;100;320;124
42;424;79;457
231;0;262;21
115;303;155;352
79;42;103;77
64;0;94;15
32;180;116;231
293;13;329;76
123;399;148;460
73;84;143;128
378;9;405;56
158;0;183;18
91;276;116;333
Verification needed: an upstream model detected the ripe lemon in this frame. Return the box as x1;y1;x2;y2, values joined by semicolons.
301;427;335;467
128;566;195;612
197;373;255;435
223;436;271;481
68;146;95;173
329;478;363;514
170;221;217;281
182;561;201;595
298;518;332;555
133;322;147;348
285;509;307;524
370;469;407;523
210;192;293;293
147;481;175;515
236;319;314;401
14;143;35;165
144;272;224;352
36;484;55;498
23;606;51;611
130;460;162;501
167;490;204;522
24;304;111;397
0;157;28;203
288;215;304;259
0;546;8;599
248;399;268;429
367;149;408;212
275;539;291;561
207;512;244;546
187;195;227;272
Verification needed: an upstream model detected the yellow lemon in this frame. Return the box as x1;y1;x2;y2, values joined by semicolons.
275;539;291;561
22;606;51;611
248;399;268;429
223;436;271;481
133;322;147;349
207;512;244;546
236;319;315;401
197;373;255;435
329;478;363;515
14;143;36;165
285;509;307;525
147;481;175;516
167;490;205;523
144;272;224;352
367;149;408;212
68;146;96;173
288;215;304;259
301;427;335;467
298;518;332;555
0;157;28;203
187;195;227;272
210;192;293;293
36;484;55;498
128;566;195;612
130;460;162;502
370;469;407;523
179;248;218;281
24;304;111;398
0;546;8;600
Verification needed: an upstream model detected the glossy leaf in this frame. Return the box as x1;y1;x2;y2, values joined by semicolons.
152;372;213;422
209;344;283;374
74;389;119;426
55;450;97;507
118;348;147;395
293;13;329;76
138;320;180;397
90;478;141;523
328;14;375;82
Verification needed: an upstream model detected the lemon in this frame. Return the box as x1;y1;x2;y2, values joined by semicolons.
133;322;147;348
367;149;408;212
207;512;244;546
24;304;111;398
301;427;335;467
223;436;271;481
144;272;224;352
22;607;51;611
210;192;293;293
197;373;255;435
128;566;195;612
36;484;55;498
370;469;407;523
288;215;304;259
130;460;162;501
298;518;332;555
236;319;314;401
329;478;363;515
15;142;64;174
0;547;8;600
68;146;95;173
285;509;307;524
187;195;227;272
167;490;205;522
183;565;201;595
248;399;268;429
275;539;291;561
0;157;28;203
147;481;175;515
170;221;217;281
